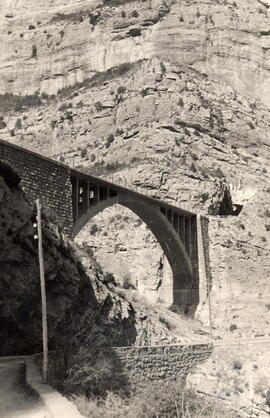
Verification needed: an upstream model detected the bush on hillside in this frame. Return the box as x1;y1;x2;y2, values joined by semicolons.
72;382;238;418
62;310;129;397
0;92;48;113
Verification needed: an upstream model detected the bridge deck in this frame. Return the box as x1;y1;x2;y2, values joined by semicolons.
0;138;194;217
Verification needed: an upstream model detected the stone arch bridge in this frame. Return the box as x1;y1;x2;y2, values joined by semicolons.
0;139;210;314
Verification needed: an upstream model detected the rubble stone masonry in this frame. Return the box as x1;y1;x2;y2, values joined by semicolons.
105;344;213;385
0;139;73;235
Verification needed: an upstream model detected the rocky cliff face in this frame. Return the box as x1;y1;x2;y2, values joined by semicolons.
0;163;98;355
1;0;270;105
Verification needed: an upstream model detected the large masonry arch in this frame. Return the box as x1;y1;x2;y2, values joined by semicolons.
71;172;199;314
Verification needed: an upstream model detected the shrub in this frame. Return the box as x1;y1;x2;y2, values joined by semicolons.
247;120;255;130
103;0;137;6
80;147;88;158
58;102;72;112
229;324;237;332
89;11;100;26
106;134;115;148
264;209;270;217
183;127;190;136
233;360;242;370
14;118;22;129
28;24;35;30
57;62;139;99
50;11;88;24
128;28;141;37
116;127;124;135
121;10;126;18
134;219;143;227
122;273;135;289
72;383;237;418
63;311;129;398
0;120;7;129
31;45;37;58
140;88;148;97
0;92;42;113
94;101;103;111
178;97;184;106
117;86;126;95
90;224;99;235
131;10;139;18
266;390;270;407
160;61;166;74
103;272;116;286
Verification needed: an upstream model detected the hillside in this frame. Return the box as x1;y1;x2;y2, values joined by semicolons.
0;0;270;414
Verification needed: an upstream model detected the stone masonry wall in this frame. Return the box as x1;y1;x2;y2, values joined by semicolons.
200;216;213;293
104;344;213;386
0;139;73;235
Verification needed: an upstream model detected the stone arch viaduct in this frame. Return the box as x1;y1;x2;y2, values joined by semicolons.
0;139;210;315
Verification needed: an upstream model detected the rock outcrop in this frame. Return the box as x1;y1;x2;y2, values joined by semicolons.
0;164;99;355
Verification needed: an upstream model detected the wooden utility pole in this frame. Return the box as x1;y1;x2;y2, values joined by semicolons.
207;274;213;344
36;199;48;384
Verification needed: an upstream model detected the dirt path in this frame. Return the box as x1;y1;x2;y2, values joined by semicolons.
0;361;52;418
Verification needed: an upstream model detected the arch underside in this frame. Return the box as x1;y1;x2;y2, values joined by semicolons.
73;190;199;313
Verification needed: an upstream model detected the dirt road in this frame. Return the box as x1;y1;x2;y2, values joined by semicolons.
0;360;52;418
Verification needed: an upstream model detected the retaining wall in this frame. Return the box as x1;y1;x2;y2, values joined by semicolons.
104;344;213;385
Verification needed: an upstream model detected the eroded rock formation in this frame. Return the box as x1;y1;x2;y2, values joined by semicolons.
1;0;270;105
